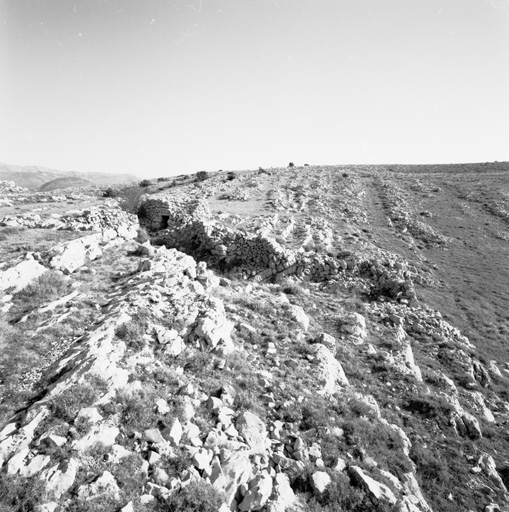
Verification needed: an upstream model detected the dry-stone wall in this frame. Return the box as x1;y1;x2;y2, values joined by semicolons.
141;196;418;303
1;205;138;233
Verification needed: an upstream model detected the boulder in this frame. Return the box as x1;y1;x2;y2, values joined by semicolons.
0;258;47;293
314;333;337;355
236;411;268;454
210;451;251;506
478;453;508;491
266;473;297;512
41;458;78;498
349;466;397;506
288;305;310;332
462;411;482;439
48;239;90;274
77;471;120;501
309;343;349;394
238;472;273;511
399;472;433;512
194;297;234;354
310;471;331;500
162;418;183;445
342;312;367;343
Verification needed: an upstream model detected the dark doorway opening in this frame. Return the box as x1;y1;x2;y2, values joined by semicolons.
161;215;170;229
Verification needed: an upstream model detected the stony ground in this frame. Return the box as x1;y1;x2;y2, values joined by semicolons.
0;163;509;512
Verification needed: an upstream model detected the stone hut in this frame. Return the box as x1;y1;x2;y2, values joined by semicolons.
140;197;211;231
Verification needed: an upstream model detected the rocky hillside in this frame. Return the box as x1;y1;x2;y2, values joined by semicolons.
0;163;136;190
0;164;509;512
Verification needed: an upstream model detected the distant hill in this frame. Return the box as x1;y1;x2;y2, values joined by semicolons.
39;177;95;192
0;163;137;190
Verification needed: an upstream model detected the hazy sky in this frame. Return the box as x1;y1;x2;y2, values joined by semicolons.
1;0;508;178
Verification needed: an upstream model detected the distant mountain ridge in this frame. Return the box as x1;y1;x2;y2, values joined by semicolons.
0;163;137;190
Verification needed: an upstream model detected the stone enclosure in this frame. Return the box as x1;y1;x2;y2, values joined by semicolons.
140;195;418;304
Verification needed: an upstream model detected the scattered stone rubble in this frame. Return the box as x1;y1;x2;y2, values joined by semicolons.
377;178;448;246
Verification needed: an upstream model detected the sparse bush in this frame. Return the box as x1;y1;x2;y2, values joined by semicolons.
139;179;151;187
403;395;454;423
410;442;450;489
300;399;336;431
49;383;98;422
111;453;146;499
282;284;304;296
288;162;295;168
183;351;214;375
117;388;159;432
114;310;149;351
164;480;224;512
196;170;209;182
65;494;121;512
0;473;47;511
164;446;193;475
0;227;23;241
102;187;120;198
117;186;145;215
137;201;149;221
11;271;69;317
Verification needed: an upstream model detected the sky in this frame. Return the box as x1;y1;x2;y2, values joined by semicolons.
1;0;508;178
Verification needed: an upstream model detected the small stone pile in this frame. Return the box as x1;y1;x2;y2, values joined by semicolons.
219;188;251;201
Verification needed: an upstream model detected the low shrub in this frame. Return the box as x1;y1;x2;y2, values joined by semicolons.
117;388;159;432
0;473;47;511
117;186;145;215
282;284;304;296
114;310;149;351
164;481;224;512
111;453;146;499
65;495;121;512
103;187;120;198
196;171;209;182
13;271;69;314
49;383;98;422
139;179;151;187
0;227;23;241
